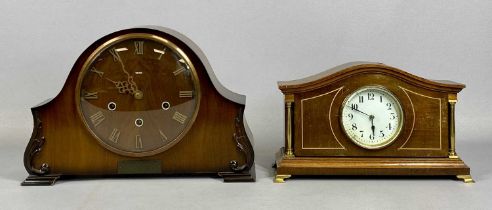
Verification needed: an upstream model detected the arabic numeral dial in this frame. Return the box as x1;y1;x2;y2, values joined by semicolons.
341;86;404;149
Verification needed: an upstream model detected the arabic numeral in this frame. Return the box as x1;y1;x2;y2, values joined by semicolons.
351;103;358;110
386;102;392;110
348;113;353;120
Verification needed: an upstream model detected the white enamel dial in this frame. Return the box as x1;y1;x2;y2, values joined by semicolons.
340;86;403;149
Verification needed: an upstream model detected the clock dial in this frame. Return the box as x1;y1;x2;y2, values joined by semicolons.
76;33;200;157
340;86;403;149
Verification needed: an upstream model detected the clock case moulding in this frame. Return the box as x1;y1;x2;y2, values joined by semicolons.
274;62;472;183
22;26;255;186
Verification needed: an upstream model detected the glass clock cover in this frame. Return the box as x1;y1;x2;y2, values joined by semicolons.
340;86;403;149
76;33;200;157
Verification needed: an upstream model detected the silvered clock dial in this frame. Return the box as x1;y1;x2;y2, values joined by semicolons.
340;86;403;149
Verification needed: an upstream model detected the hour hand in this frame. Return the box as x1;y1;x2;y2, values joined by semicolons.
105;78;132;94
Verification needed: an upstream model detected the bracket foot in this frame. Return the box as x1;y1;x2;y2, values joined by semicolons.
218;165;256;182
21;175;60;186
274;174;291;183
456;175;474;183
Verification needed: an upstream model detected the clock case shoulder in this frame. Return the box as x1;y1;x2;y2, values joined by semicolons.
144;25;246;104
22;27;255;185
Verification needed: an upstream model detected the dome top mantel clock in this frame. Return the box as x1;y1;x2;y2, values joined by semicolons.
22;26;255;185
274;62;473;183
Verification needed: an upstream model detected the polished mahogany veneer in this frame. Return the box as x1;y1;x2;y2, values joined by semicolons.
22;27;255;185
274;62;472;183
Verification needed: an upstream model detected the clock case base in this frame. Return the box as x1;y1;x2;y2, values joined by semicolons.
21;169;255;186
274;148;472;183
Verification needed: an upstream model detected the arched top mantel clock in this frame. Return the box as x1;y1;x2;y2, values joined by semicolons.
22;26;255;185
274;62;472;183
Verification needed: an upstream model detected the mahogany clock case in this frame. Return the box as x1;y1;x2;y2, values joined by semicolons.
22;27;255;185
274;62;472;183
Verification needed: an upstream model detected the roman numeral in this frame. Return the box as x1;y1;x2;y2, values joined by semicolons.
83;90;98;100
179;91;193;98
172;111;187;124
173;67;185;76
159;130;168;141
90;67;104;78
89;111;105;127
109;48;122;62
108;128;120;143
134;41;144;55
154;48;166;60
135;135;143;149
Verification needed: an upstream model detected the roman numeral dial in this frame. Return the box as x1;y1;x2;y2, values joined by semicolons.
79;34;199;157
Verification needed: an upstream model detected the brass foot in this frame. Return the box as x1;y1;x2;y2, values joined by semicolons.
456;175;474;183
448;155;459;159
274;174;291;183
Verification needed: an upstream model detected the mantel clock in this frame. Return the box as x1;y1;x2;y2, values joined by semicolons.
274;62;472;183
22;26;255;185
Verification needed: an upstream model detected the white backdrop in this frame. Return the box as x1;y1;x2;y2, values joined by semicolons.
1;1;491;209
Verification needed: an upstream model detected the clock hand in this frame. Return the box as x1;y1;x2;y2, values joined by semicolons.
105;78;132;94
347;105;371;117
370;115;375;137
114;56;140;96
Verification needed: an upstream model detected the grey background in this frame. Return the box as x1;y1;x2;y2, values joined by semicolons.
1;1;491;209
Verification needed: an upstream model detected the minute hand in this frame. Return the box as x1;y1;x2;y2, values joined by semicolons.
347;106;371;117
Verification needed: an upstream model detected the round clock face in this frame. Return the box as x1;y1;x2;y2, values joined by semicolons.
76;33;200;157
340;86;403;149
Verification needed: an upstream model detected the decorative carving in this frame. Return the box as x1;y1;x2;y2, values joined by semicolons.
229;108;254;172
23;110;50;175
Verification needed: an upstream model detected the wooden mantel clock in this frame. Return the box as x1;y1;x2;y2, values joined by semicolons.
22;26;255;185
274;62;472;183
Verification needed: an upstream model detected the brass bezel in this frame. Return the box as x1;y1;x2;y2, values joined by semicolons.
75;32;201;157
339;85;404;150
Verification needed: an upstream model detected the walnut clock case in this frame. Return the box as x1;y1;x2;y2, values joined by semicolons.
274;62;472;183
22;27;255;186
